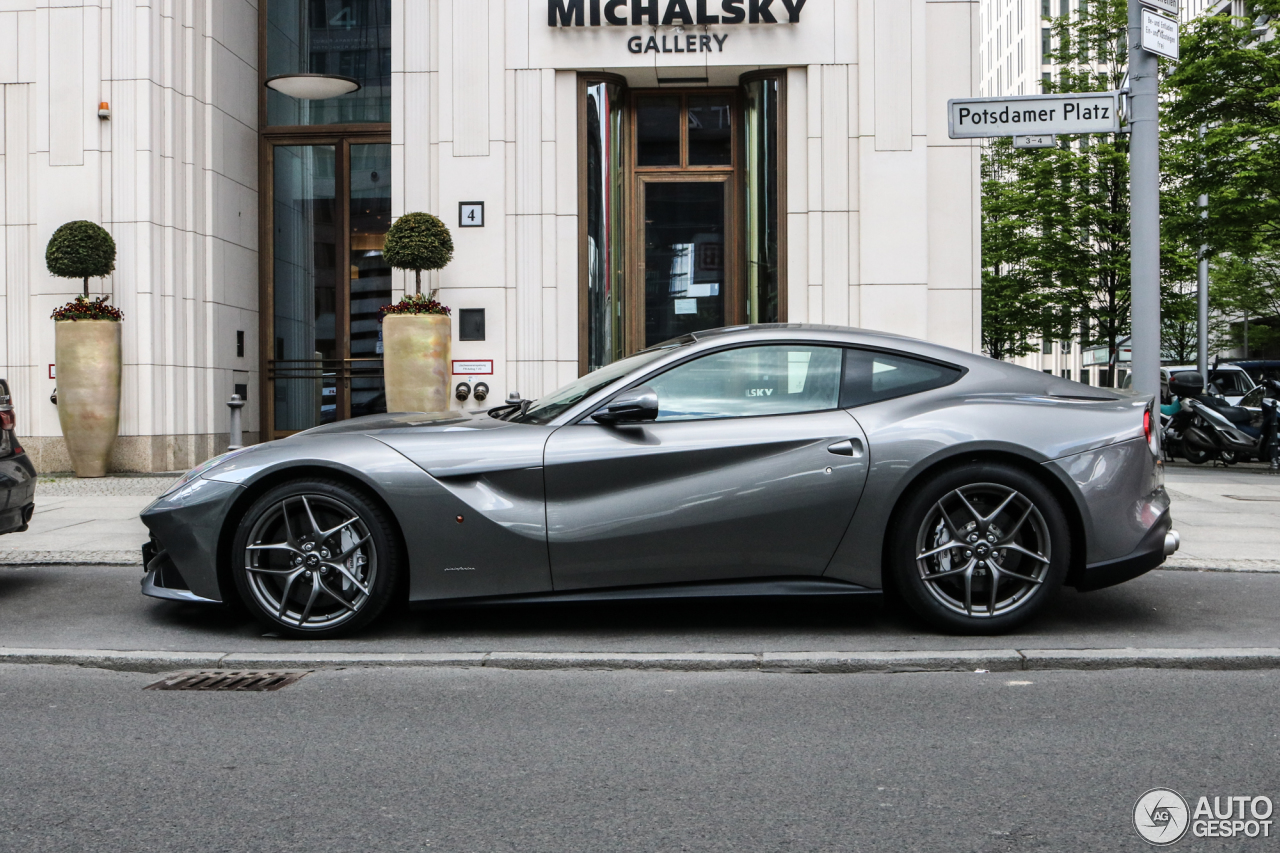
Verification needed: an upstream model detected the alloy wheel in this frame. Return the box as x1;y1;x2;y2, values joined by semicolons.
242;494;377;630
913;482;1052;619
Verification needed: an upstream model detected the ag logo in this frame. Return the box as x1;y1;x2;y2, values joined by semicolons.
1134;788;1190;845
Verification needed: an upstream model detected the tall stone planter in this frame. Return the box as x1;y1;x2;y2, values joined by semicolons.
55;319;122;477
382;313;451;413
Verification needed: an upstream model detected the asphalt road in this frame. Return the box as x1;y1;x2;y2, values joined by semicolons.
2;564;1279;654
1;664;1277;852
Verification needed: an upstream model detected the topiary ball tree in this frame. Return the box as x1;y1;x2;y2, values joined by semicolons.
382;212;454;296
47;221;117;298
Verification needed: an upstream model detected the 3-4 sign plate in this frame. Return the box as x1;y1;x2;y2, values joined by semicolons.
1013;134;1056;149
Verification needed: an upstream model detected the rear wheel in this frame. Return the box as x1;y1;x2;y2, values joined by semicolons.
1182;446;1214;465
889;463;1069;634
231;479;402;638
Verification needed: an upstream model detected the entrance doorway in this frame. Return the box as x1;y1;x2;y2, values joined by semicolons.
580;74;785;373
267;138;392;436
632;92;737;350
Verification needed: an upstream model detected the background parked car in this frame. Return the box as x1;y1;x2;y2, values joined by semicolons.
0;379;37;535
1229;360;1280;386
1127;365;1257;406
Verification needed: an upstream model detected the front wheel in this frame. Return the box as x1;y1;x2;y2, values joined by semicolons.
888;463;1069;634
231;479;402;638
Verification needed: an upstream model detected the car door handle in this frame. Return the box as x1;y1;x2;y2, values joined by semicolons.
827;439;864;457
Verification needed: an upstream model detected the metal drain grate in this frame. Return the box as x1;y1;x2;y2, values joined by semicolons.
145;671;310;692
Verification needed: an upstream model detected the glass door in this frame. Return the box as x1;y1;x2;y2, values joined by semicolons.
629;91;739;351
640;178;729;349
268;138;391;436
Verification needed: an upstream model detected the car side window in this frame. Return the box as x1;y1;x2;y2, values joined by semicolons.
645;345;843;421
841;349;961;408
1241;386;1265;408
1213;372;1250;396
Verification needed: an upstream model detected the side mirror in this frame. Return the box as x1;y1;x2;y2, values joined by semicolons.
591;385;659;425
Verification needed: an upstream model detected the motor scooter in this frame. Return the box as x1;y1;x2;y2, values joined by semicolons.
1172;372;1280;467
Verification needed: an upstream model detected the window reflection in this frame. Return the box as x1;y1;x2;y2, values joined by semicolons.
349;144;391;417
688;96;732;166
636;96;681;166
267;0;392;126
273;145;337;431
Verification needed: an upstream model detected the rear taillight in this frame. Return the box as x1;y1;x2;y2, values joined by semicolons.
1143;409;1152;443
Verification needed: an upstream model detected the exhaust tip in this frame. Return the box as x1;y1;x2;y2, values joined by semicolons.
1164;530;1181;557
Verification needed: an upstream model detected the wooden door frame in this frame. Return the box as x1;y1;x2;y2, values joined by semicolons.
627;88;740;355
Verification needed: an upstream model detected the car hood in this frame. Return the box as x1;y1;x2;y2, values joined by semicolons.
290;410;507;436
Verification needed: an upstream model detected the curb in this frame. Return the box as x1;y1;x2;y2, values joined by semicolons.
4;647;1280;674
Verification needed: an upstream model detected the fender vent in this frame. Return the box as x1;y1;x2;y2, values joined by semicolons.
144;671;310;692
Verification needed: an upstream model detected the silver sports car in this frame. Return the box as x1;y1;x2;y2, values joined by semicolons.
141;325;1179;637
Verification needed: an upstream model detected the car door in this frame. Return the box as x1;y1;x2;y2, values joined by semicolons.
543;344;870;590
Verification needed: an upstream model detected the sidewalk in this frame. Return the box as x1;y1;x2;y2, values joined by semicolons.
0;473;176;565
0;464;1275;570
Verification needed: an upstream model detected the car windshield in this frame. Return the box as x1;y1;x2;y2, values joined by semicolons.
509;346;682;424
1208;370;1252;396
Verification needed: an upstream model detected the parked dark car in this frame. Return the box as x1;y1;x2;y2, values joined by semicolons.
1230;360;1280;386
0;379;36;535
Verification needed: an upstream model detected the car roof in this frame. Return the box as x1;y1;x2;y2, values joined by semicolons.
1164;364;1248;373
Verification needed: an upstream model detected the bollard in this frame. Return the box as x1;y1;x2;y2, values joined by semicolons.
227;394;245;451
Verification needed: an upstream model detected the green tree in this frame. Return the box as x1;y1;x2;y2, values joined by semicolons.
980;138;1047;360
382;212;454;296
46;220;116;297
1162;1;1280;357
1163;0;1280;263
980;0;1208;375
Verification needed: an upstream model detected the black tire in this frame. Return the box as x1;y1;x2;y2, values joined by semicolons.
1182;446;1214;465
231;479;402;638
888;462;1070;634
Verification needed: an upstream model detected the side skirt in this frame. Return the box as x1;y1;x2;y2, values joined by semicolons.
412;577;879;610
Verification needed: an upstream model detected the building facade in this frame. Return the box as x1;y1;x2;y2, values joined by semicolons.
1;0;982;472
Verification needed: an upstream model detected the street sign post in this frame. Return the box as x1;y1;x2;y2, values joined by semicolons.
1128;0;1162;401
1141;9;1179;60
1013;134;1057;149
947;92;1122;139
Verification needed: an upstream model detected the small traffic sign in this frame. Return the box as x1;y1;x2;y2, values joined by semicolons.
1141;9;1179;60
1013;134;1056;149
1141;0;1179;16
947;92;1122;139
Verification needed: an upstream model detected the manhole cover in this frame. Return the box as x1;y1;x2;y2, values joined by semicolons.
145;671;310;692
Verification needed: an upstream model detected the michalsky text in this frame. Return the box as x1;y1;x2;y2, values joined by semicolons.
548;0;809;27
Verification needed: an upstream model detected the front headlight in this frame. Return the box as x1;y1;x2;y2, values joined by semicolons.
161;446;257;498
